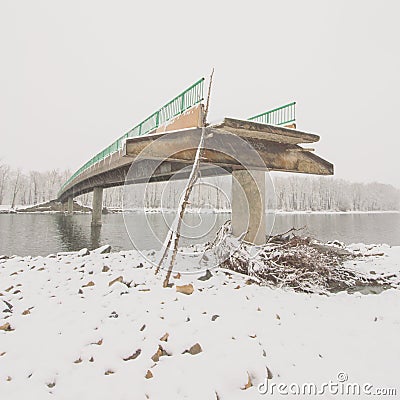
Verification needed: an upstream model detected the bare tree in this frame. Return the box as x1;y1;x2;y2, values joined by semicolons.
10;169;21;209
0;162;10;205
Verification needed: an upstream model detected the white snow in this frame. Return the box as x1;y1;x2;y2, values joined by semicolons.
0;245;399;399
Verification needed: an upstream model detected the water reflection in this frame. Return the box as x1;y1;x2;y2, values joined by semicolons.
124;212;225;251
90;225;102;250
0;212;399;257
273;213;400;245
54;214;93;251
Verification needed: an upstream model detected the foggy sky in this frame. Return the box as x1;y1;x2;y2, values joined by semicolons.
1;0;399;188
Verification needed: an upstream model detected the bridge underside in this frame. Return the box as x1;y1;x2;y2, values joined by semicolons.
58;118;333;203
57;118;333;243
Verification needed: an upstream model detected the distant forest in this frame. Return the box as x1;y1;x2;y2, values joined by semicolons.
0;162;399;212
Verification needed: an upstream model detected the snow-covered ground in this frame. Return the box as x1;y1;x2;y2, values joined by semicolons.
275;210;400;215
0;205;34;212
0;245;399;399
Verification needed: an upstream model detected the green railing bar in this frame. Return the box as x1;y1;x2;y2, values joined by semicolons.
59;78;204;194
248;101;296;125
249;101;296;121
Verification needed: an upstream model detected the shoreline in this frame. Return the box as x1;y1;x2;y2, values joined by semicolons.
1;207;399;215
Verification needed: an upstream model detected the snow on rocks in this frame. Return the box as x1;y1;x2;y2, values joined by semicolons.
0;245;399;399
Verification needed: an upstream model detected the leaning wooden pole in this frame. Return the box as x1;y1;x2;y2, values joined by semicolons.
157;70;214;285
203;68;214;126
162;128;205;287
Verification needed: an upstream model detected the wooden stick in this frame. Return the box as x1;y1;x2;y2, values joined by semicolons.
162;128;206;287
203;68;214;127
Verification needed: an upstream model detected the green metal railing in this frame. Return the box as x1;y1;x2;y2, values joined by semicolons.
248;101;296;126
59;78;205;193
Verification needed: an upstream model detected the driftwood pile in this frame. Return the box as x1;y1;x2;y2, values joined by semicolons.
220;227;396;294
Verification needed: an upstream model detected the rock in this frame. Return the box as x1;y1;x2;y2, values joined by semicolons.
198;269;212;281
241;373;253;390
266;366;273;379
22;309;31;315
0;322;13;331
0;255;9;260
57;251;79;257
183;343;203;356
102;266;110;273
176;284;194;295
123;349;141;361
173;273;181;279
3;300;13;310
160;332;169;342
140;324;146;331
109;276;123;287
78;248;90;257
211;314;220;321
151;345;170;362
104;370;114;375
93;245;111;254
82;281;95;288
74;358;82;364
145;370;153;379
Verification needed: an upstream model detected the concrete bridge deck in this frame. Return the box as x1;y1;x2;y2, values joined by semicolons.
57;117;333;243
58;118;332;202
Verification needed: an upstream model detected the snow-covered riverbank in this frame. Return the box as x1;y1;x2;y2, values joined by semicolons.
1;245;399;399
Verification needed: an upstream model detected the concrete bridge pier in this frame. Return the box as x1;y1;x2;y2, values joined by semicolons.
231;169;266;245
67;196;74;215
91;186;103;226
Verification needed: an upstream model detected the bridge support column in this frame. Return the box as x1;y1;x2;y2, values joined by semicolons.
91;187;103;226
231;169;266;245
67;196;74;215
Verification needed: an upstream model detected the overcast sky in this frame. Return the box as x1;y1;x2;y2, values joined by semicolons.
1;0;399;188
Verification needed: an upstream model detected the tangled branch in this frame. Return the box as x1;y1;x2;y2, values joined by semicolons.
220;228;397;294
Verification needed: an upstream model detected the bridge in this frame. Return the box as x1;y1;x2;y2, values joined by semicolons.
57;78;333;244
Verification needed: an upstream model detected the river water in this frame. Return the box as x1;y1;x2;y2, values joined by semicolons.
0;212;399;257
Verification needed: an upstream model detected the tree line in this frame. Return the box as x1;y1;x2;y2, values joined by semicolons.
272;175;400;211
0;162;399;211
0;163;71;208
